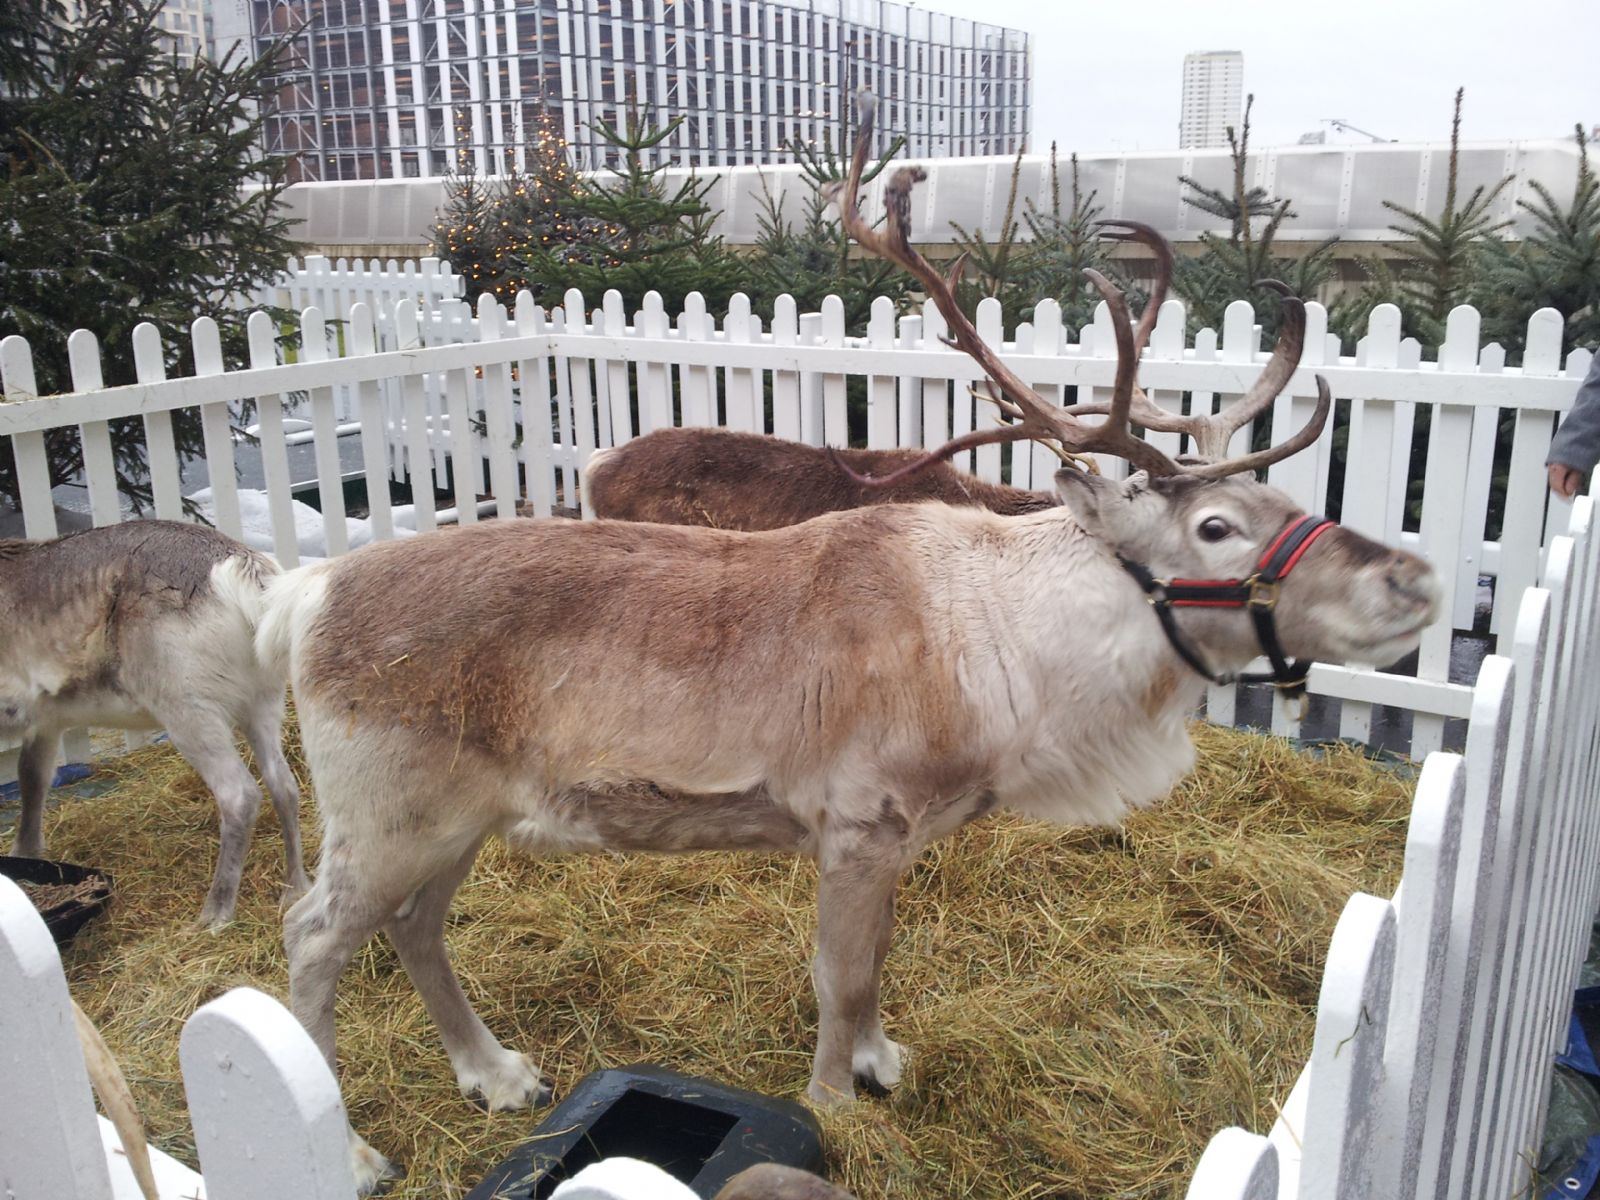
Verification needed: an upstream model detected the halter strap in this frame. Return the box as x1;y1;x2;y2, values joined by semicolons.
1118;516;1338;708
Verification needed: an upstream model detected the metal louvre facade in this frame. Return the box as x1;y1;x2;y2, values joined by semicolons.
230;0;1031;182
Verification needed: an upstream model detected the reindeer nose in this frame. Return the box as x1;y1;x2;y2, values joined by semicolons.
1385;554;1442;618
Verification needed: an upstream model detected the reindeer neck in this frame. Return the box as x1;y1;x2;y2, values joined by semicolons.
940;507;1208;719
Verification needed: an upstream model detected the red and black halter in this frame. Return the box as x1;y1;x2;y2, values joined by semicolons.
1118;514;1339;703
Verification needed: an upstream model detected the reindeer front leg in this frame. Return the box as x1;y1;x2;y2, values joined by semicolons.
852;887;905;1092
807;822;907;1105
11;731;58;859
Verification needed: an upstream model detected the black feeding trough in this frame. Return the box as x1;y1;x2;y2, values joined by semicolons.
0;856;114;948
464;1063;825;1200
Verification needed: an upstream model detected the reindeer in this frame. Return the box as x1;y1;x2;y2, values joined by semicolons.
258;95;1441;1192
584;425;1058;529
1;521;308;930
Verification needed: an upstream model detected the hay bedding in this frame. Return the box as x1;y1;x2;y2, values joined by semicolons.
40;720;1411;1200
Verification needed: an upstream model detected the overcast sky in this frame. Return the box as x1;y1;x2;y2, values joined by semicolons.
926;0;1597;152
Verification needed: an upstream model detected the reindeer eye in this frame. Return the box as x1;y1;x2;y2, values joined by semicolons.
1198;517;1234;543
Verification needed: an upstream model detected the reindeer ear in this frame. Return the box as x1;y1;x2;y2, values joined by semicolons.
1054;468;1132;543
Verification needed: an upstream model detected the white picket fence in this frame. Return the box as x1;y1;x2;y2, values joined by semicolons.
3;287;1600;1197
0;285;1591;759
250;254;467;334
1188;489;1600;1200
0;874;692;1200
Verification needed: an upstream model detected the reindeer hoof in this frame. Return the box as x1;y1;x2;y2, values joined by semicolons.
852;1035;905;1095
350;1130;404;1196
193;905;234;934
458;1050;553;1112
805;1078;856;1108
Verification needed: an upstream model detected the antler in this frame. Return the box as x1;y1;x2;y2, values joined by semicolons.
1062;225;1319;463
826;91;1332;485
824;93;1183;482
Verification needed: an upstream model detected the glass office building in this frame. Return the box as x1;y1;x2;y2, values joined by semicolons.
218;0;1030;181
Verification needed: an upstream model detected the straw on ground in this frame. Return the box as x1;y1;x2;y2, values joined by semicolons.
37;720;1411;1200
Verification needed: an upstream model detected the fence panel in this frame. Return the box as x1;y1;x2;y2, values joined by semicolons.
0;875;115;1200
1376;753;1467;1199
1297;892;1397;1200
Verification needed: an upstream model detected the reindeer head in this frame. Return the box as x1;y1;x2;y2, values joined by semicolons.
830;91;1440;682
1054;470;1439;674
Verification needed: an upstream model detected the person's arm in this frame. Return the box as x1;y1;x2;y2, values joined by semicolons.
1548;351;1600;498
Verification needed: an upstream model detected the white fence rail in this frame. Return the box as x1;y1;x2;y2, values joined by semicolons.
1;286;1591;760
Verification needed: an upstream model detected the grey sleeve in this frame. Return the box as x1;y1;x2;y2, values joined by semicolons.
1548;352;1600;472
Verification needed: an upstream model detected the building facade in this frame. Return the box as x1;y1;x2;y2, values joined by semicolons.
156;0;211;66
215;0;1030;182
1178;50;1241;150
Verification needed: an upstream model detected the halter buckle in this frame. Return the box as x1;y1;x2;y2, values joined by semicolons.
1247;576;1281;609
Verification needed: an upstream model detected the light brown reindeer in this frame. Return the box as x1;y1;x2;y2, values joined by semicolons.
2;521;308;929
258;94;1441;1191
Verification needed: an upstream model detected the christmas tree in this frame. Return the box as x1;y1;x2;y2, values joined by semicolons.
493;107;597;302
0;0;296;513
513;107;746;316
946;146;1029;324
1174;94;1339;340
1367;89;1511;349
1016;147;1116;331
1474;124;1598;356
743;122;911;333
432;169;506;304
431;110;507;303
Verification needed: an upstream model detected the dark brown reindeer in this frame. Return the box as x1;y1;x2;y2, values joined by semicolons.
260;92;1440;1192
583;425;1058;530
583;218;1300;530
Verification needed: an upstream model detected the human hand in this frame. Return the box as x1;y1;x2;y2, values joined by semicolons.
1549;463;1585;499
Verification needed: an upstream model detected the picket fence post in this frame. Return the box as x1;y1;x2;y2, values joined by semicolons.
0;875;115;1199
180;989;357;1200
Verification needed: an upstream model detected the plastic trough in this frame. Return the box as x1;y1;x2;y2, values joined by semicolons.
0;856;113;948
464;1062;825;1200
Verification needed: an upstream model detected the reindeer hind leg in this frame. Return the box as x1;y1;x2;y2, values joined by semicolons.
383;835;553;1112
11;731;58;859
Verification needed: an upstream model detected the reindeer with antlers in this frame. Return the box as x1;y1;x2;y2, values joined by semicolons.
582;218;1309;529
260;93;1442;1191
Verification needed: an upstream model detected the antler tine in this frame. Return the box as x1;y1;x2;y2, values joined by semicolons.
1074;269;1184;476
1181;375;1333;480
1184;282;1308;461
824;424;1040;490
1093;220;1174;357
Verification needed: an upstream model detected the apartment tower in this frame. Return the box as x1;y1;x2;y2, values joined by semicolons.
1178;50;1242;150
